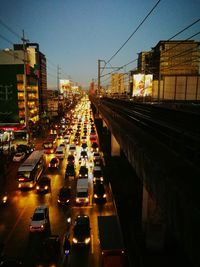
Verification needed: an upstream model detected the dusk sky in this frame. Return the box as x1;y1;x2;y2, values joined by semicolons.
0;0;199;89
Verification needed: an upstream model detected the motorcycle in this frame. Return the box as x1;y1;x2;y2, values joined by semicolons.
1;192;8;205
63;234;71;258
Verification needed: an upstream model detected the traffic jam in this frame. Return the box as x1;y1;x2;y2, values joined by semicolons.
0;96;126;267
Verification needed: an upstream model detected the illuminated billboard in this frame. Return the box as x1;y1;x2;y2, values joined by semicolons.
132;74;153;97
59;79;70;94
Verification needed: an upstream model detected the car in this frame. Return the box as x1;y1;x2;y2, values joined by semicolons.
13;152;26;162
36;175;51;193
81;136;87;144
29;205;49;232
93;152;101;160
79;166;88;178
49;157;60;168
59;142;66;149
73;137;80;146
93;158;103;167
72;215;91;246
93;183;106;203
91;142;99;152
68;144;76;156
16;143;34;154
55;146;65;159
81;143;88;151
67;155;75;164
63;135;70;144
90;135;97;143
80;151;88;160
65;164;76;177
57;187;71;205
93;166;104;183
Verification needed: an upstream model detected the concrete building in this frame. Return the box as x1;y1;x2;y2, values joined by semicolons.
0;43;47;130
110;73;127;95
137;40;200;100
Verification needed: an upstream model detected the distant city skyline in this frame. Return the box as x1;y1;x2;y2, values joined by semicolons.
0;0;199;89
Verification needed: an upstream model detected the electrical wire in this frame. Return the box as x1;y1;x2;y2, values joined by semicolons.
0;18;21;39
0;33;14;46
100;28;200;87
100;0;162;76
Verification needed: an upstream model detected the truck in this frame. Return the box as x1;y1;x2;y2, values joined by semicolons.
97;215;125;267
75;178;89;205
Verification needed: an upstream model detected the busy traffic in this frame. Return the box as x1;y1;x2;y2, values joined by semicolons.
0;96;126;267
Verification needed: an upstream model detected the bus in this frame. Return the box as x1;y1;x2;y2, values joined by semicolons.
17;150;44;189
43;134;57;154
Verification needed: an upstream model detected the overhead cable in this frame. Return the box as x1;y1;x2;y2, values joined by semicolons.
0;18;21;39
101;0;162;75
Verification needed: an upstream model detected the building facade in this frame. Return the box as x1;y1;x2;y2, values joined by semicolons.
110;73;127;95
137;40;200;100
0;43;47;129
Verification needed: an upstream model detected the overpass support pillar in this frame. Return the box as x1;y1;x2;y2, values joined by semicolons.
111;134;120;156
142;186;166;251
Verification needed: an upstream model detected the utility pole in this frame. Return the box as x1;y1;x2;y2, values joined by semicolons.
57;65;61;92
98;59;101;95
22;30;29;142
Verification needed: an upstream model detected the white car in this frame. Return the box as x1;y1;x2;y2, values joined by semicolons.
13;152;25;162
30;205;49;232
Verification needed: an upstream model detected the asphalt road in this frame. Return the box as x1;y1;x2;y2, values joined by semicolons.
0;138;119;267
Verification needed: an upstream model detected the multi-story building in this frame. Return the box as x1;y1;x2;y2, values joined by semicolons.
110;73;126;95
137;40;200;100
0;43;47;131
138;40;200;77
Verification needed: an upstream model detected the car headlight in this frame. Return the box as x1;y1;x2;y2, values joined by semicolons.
103;194;106;198
2;196;7;203
84;237;91;244
44;186;48;190
73;238;78;244
94;194;97;198
36;186;39;190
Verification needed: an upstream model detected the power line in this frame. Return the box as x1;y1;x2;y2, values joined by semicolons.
0;33;14;46
168;18;200;41
100;28;200;86
0;18;21;39
101;0;162;75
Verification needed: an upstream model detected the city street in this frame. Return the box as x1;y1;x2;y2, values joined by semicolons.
0;136;118;267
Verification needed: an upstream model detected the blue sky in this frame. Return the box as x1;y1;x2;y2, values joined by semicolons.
0;0;199;89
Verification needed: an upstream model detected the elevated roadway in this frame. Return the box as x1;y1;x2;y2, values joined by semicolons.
90;96;200;267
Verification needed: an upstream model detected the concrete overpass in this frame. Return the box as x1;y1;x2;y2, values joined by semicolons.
90;97;200;267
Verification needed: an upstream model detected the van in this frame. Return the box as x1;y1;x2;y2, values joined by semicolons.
76;178;89;205
55;146;65;159
93;166;104;183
